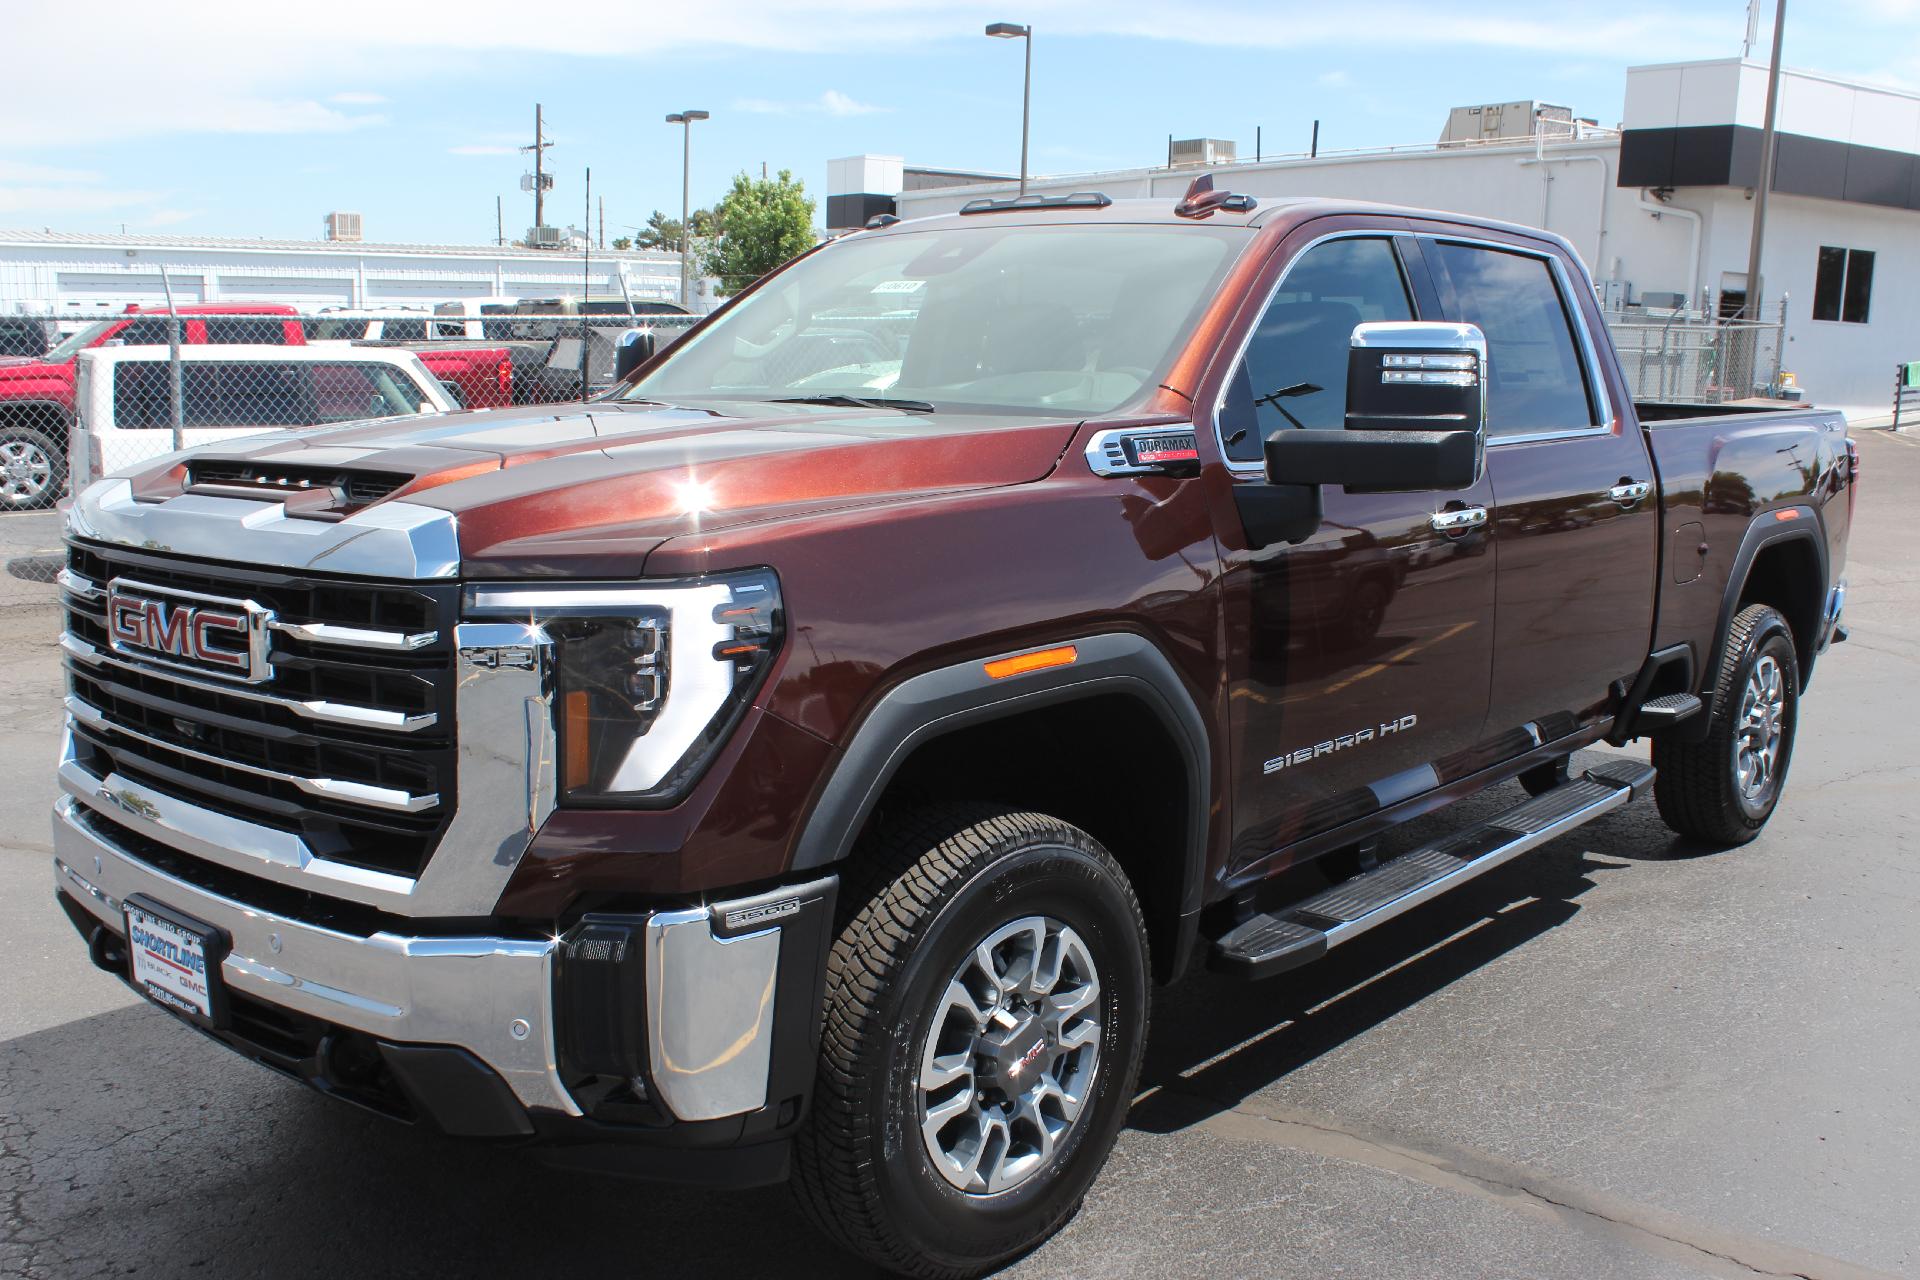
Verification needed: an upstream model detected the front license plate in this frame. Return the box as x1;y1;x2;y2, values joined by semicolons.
123;895;229;1028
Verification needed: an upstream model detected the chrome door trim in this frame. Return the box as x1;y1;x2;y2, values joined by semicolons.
1416;231;1618;437
1209;224;1617;480
1429;507;1488;532
1210;228;1415;481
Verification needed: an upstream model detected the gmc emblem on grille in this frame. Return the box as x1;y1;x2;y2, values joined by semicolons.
105;581;270;683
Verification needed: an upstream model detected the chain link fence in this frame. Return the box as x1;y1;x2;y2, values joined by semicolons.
0;308;700;510
1601;303;1789;406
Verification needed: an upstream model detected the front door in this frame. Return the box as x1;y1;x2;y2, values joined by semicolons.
1420;237;1659;738
1214;232;1497;876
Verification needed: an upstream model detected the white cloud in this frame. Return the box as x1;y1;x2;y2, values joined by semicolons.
1317;70;1351;88
735;89;887;116
144;208;202;226
0;0;1743;152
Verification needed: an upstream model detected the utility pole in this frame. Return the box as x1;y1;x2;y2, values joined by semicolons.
523;103;553;231
598;195;605;249
496;195;503;247
1743;0;1786;322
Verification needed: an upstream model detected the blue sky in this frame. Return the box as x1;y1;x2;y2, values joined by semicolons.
2;0;1917;245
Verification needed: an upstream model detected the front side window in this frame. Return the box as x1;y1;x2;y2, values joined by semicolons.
1429;242;1594;436
1219;236;1414;462
1812;246;1873;324
625;224;1245;417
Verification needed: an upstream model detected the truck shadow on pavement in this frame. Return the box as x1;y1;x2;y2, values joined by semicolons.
1129;777;1665;1136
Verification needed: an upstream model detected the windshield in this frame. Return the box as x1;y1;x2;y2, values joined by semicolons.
44;319;124;364
623;223;1246;415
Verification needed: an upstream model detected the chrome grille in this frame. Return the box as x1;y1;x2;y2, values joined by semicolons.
62;541;458;880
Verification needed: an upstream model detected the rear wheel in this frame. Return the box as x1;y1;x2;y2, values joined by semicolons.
0;426;64;510
792;805;1148;1279
1652;603;1799;846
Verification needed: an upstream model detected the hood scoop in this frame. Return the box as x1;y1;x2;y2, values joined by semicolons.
185;459;411;516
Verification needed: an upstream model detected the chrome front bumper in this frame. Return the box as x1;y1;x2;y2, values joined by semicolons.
54;791;577;1114
55;782;818;1125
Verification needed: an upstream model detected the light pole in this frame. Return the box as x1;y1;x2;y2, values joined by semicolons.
665;110;709;307
984;23;1031;195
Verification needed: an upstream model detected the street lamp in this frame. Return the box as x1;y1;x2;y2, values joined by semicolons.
665;110;709;307
983;22;1031;195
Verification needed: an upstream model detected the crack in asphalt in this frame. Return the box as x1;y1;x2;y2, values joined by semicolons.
1159;1087;1897;1280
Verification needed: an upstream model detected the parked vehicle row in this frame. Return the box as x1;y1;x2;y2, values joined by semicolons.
0;297;698;509
48;187;1852;1276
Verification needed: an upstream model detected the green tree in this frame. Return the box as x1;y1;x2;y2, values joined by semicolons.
610;235;633;251
634;207;715;252
699;170;817;296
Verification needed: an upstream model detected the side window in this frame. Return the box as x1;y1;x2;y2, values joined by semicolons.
1429;242;1595;436
384;319;428;341
1220;237;1413;462
203;316;289;345
113;318;174;347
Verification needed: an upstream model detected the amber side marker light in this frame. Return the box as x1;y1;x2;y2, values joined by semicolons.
1774;508;1802;521
984;645;1079;680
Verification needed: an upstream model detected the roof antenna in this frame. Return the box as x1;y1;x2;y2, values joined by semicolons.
1174;172;1256;219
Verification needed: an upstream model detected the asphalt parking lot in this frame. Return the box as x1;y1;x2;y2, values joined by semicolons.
2;430;1916;1280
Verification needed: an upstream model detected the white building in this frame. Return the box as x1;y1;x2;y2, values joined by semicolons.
0;229;683;318
830;59;1920;418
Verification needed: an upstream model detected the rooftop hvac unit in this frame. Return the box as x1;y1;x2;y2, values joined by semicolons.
1438;101;1576;146
324;211;363;242
1168;138;1236;168
525;225;566;250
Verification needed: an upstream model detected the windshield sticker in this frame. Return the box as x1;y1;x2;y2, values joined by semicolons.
870;280;927;295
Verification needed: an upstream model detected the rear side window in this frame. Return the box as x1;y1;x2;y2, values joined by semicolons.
203;316;290;345
1428;243;1595;436
114;318;175;347
1219;237;1414;462
383;319;428;341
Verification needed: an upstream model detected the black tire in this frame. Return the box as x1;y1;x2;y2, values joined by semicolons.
0;425;66;511
1518;754;1571;798
792;805;1149;1279
1652;603;1799;846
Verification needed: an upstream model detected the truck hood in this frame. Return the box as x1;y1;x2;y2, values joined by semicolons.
136;399;1082;576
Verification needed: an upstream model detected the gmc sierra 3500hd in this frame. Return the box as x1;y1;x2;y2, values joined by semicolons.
51;182;1853;1278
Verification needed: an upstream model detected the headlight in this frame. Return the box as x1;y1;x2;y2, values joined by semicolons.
463;569;782;806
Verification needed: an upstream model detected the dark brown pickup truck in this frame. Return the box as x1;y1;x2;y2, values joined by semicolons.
52;186;1853;1278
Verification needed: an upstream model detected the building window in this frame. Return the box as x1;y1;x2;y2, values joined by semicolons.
1813;247;1874;324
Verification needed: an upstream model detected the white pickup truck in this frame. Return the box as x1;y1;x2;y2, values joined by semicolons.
69;344;454;485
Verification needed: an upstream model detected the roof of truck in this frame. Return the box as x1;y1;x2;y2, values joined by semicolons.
873;193;1576;251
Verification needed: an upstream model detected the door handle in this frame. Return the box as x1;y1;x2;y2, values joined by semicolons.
1429;506;1487;533
1609;481;1653;507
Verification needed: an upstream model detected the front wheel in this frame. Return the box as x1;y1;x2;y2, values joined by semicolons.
1652;603;1799;846
792;806;1148;1279
0;426;65;510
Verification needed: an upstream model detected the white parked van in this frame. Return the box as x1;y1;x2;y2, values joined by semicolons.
70;345;454;485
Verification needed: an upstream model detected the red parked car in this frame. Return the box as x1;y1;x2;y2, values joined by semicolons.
0;304;303;510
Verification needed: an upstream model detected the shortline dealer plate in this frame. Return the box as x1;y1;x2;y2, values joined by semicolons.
122;894;231;1030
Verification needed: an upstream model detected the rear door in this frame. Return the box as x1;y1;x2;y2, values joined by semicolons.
1211;227;1498;874
1421;235;1658;739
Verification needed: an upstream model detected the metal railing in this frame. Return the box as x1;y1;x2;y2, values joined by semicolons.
1601;303;1788;406
1894;362;1920;429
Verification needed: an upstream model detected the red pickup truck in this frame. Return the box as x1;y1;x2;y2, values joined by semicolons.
51;188;1852;1277
0;304;513;508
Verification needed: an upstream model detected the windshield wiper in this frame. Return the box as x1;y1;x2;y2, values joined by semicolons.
766;393;937;413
